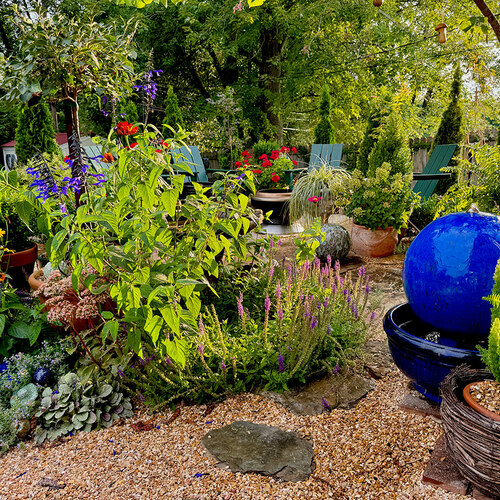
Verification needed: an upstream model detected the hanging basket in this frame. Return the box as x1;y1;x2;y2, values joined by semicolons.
441;365;500;498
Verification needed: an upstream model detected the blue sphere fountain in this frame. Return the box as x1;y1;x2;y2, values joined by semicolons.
384;212;500;402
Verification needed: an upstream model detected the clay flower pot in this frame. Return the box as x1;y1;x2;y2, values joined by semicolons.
463;381;500;422
251;189;292;225
351;224;398;258
1;245;38;289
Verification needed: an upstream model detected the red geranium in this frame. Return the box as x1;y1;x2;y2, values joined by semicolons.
280;146;290;153
258;154;268;161
262;159;273;168
292;160;298;166
235;161;242;168
271;173;280;183
270;150;279;160
115;121;139;135
291;147;297;154
252;169;263;174
242;150;250;157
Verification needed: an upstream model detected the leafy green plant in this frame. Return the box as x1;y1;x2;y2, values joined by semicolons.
435;144;500;218
0;398;35;454
252;140;280;160
367;112;412;177
34;372;133;443
162;85;184;131
409;193;439;231
314;87;335;144
134;254;373;404
344;163;417;231
288;165;350;228
15;102;61;165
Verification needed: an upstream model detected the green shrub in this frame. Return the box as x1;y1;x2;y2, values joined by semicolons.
314;87;335;144
409;194;439;231
15;102;61;165
252;140;280;159
344;163;417;231
367;112;412;177
162;85;184;131
357;111;381;175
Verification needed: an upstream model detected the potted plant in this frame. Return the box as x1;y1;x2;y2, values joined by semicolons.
0;172;40;289
245;146;298;225
344;163;416;257
288;164;350;229
440;259;500;498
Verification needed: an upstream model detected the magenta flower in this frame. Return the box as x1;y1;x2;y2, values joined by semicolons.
264;294;271;312
276;282;282;300
307;196;322;203
221;361;227;372
198;344;205;356
278;307;284;321
327;255;332;266
237;293;244;318
269;261;275;278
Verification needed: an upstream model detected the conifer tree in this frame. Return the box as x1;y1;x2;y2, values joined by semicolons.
430;66;465;193
15;102;60;164
162;86;184;131
313;87;334;144
357;111;381;176
367;111;412;177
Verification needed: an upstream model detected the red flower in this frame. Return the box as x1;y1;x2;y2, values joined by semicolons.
102;152;115;163
125;142;138;150
252;169;263;174
262;159;273;168
308;196;322;203
292;160;298;166
243;159;250;164
64;155;71;163
161;140;170;150
242;150;250;157
235;161;242;168
271;174;280;183
155;149;162;153
258;154;268;161
291;147;297;154
280;146;290;153
270;150;279;160
115;121;139;135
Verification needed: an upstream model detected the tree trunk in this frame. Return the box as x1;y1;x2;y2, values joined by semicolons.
260;28;283;143
472;0;500;43
63;100;82;206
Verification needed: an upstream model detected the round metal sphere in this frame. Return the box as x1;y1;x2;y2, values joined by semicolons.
403;212;500;338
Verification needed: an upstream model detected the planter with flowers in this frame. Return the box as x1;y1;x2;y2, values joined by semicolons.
344;163;416;257
242;146;298;225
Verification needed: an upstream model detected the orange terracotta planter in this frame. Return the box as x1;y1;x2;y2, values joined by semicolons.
463;382;500;422
351;224;398;258
1;245;38;289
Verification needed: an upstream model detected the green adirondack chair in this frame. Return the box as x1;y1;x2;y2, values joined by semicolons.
284;143;343;188
171;145;209;182
412;144;458;200
83;144;104;170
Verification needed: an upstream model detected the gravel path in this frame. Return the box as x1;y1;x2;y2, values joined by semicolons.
0;255;474;499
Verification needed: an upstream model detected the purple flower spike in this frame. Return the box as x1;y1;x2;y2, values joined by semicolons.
278;307;284;321
334;260;340;271
237;293;245;318
117;368;125;378
370;311;376;321
358;266;366;277
221;360;227;372
333;362;339;374
276;282;282;300
310;317;318;329
278;354;285;373
321;397;331;410
198;316;205;335
269;261;275;279
314;256;320;269
264;294;271;312
138;392;145;402
165;357;172;365
327;255;332;266
198;344;205;356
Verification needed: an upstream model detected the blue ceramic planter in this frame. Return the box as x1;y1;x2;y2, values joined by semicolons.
403;212;500;338
384;303;484;403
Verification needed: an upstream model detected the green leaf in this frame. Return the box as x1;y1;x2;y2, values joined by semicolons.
144;314;163;343
162;338;188;367
0;315;5;336
161;189;179;218
8;321;32;339
159;304;179;334
102;320;119;342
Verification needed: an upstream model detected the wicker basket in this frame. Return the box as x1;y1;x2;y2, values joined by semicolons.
441;365;500;498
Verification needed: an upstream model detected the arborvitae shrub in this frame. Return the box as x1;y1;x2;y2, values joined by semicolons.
313;87;334;144
367;112;412;177
15;103;60;164
357;111;381;176
162;86;184;131
431;66;465;194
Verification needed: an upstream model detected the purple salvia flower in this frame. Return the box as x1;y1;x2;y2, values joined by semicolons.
165;357;172;365
198;344;205;356
332;284;337;295
370;311;376;321
221;361;227;372
334;260;340;271
342;288;348;296
304;260;310;272
365;285;371;294
60;203;67;214
333;362;339;374
321;397;331;410
323;297;329;309
270;238;274;249
326;325;331;335
314;256;320;269
264;294;271;312
310;317;318;329
358;266;366;277
117;368;125;378
278;354;285;373
276;282;282;300
278;307;284;321
327;255;332;266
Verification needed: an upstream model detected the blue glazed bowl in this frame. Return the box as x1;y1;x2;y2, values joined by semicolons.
384;303;484;403
403;212;500;338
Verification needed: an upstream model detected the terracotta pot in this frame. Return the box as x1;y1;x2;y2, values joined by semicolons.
351;224;398;258
1;245;38;289
463;382;500;422
251;189;292;225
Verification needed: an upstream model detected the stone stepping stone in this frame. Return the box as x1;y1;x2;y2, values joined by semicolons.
202;421;314;482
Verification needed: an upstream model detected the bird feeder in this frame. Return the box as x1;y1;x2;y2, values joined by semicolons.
373;0;383;6
435;23;447;43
